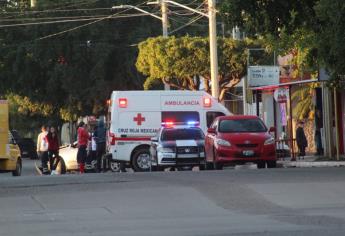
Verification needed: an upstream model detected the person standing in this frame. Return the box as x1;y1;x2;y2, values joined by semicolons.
314;109;323;155
37;125;49;174
94;120;106;172
296;121;308;159
77;121;89;174
46;126;60;175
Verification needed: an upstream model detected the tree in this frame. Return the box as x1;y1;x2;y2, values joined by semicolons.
220;0;317;38
136;36;265;101
0;0;162;124
316;0;345;88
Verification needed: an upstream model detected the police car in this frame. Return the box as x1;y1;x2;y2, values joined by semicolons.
150;121;206;171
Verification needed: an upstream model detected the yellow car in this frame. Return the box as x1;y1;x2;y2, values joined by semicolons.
0;132;22;176
0;100;22;176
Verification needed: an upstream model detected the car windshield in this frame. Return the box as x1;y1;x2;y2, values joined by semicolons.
219;119;267;133
161;128;204;141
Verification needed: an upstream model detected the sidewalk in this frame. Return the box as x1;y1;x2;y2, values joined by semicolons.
277;155;345;168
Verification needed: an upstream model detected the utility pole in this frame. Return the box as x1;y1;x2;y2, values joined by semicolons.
208;0;219;100
150;0;220;99
30;0;36;8
161;0;170;90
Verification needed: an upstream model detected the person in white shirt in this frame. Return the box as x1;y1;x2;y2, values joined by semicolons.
37;125;49;174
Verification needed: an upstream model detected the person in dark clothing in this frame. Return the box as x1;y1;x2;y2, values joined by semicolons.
314;109;323;155
46;126;60;175
296;121;308;159
94;120;106;172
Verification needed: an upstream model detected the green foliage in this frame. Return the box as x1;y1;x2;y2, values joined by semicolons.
291;84;318;120
136;36;264;100
0;0;162;125
316;0;345;88
220;0;317;38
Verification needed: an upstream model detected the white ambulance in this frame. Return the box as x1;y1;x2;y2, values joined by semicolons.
106;90;230;172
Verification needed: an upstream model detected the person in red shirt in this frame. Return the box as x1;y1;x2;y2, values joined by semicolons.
46;126;60;175
77;121;90;173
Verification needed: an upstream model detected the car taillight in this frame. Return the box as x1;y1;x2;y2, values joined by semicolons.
119;98;127;108
109;132;116;145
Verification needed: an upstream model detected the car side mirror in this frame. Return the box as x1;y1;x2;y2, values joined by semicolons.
207;128;216;134
269;127;276;133
151;137;158;142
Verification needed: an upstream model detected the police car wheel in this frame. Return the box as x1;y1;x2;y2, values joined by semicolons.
177;166;193;171
132;149;151;172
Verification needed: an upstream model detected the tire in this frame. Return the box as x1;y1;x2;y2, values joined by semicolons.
267;160;277;168
59;158;67;174
131;148;151;172
205;161;214;170
177;166;193;171
212;149;223;170
110;161;121;172
54;157;66;174
257;161;266;169
151;165;164;172
12;158;22;176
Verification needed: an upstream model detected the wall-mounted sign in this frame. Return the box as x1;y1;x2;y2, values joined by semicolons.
274;88;289;103
248;66;280;87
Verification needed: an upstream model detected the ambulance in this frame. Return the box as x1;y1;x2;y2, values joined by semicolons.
106;90;230;172
0;100;22;176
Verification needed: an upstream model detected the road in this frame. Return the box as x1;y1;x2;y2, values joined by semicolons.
1;159;345;235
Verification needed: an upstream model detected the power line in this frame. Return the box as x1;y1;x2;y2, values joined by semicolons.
36;1;149;41
0;0;100;19
0;13;158;28
168;15;204;35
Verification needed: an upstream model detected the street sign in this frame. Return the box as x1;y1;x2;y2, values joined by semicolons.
248;66;280;87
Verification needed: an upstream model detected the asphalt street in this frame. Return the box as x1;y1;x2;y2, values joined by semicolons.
1;159;345;236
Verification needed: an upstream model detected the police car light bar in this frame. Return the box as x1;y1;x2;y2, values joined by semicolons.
119;98;127;108
161;121;199;127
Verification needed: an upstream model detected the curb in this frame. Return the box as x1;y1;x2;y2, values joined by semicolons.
278;161;345;168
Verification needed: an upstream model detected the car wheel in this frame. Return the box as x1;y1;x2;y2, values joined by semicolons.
267;160;277;168
177;166;193;171
58;158;67;174
110;161;121;172
212;149;223;170
12;158;22;176
257;161;266;169
132;148;151;172
151;165;164;172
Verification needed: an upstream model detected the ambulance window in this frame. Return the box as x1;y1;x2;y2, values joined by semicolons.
162;111;199;123
207;112;225;128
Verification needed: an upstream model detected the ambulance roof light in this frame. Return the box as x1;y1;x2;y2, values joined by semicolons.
119;98;127;108
203;97;212;107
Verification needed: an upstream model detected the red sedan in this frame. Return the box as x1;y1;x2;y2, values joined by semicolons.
205;115;276;170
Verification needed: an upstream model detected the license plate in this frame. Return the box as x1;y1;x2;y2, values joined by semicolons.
242;150;254;156
22;151;28;155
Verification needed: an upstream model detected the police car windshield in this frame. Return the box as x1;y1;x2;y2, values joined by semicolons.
219;119;267;133
161;128;204;141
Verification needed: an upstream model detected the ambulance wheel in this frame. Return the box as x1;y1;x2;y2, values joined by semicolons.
110;161;121;172
12;158;22;176
132;149;151;172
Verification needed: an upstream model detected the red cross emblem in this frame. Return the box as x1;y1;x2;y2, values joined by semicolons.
133;113;146;126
